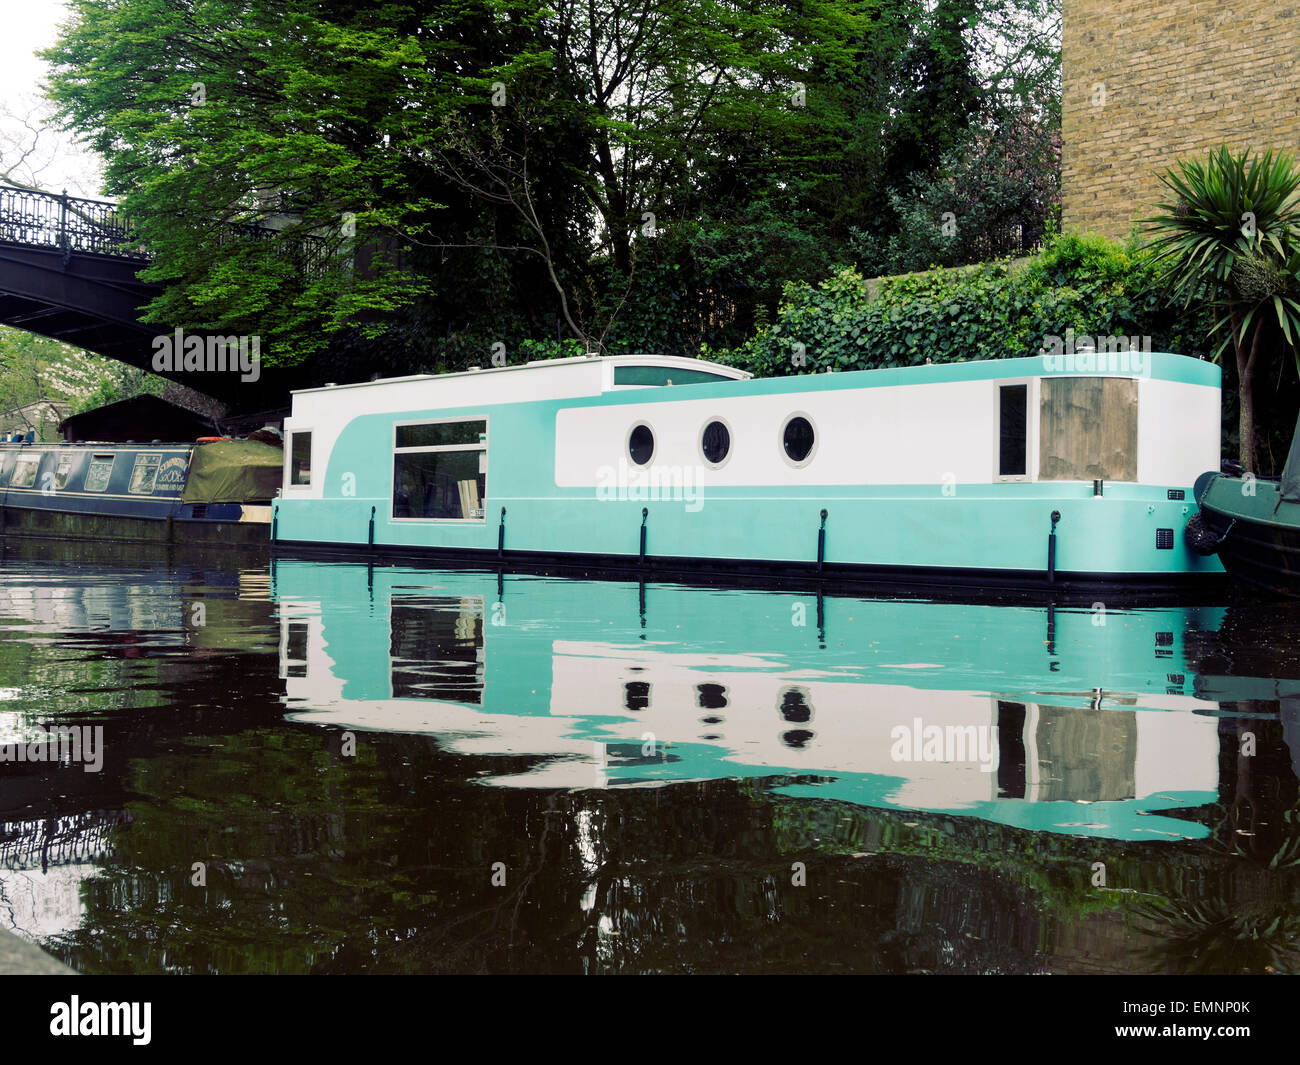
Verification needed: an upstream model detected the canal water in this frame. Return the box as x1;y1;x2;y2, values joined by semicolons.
0;539;1297;974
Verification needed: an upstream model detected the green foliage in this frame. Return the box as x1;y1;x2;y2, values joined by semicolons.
860;108;1061;276
0;326;163;422
1142;144;1300;468
1143;144;1300;365
713;233;1212;379
515;337;587;361
70;366;165;415
40;0;1062;376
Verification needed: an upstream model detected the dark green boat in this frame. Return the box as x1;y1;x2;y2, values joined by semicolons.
1191;410;1300;595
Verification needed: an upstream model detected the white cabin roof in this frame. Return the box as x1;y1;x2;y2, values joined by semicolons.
292;353;751;401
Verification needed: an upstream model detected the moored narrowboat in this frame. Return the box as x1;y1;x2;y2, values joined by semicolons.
271;351;1226;590
0;438;281;546
1191;409;1300;596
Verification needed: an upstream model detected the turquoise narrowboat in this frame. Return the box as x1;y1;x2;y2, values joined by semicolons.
270;351;1226;590
0;438;281;546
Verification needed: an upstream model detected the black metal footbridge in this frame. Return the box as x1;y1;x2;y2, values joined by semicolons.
0;184;328;405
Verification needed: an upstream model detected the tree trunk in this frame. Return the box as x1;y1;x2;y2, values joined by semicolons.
1235;314;1264;471
1238;361;1256;471
593;132;631;277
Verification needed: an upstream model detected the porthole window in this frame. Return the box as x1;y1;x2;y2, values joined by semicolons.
628;423;655;466
781;414;816;467
700;419;731;467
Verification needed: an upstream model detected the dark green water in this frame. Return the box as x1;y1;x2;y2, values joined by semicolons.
0;539;1297;974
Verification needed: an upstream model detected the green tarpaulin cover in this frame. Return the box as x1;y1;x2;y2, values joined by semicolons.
181;439;283;504
1281;409;1300;504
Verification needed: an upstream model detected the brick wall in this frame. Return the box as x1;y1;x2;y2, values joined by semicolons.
1063;0;1300;241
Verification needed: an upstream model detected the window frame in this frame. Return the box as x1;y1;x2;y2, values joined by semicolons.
626;421;656;467
391;415;489;523
53;455;75;491
994;378;1036;483
127;452;162;495
10;453;42;489
287;429;313;488
84;454;116;493
698;417;733;470
778;412;818;469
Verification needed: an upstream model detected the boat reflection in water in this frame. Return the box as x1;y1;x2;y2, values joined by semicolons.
274;559;1229;841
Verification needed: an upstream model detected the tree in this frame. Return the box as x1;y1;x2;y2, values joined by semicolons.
0;97;103;196
858;103;1061;275
0;326;167;431
1144;146;1300;471
41;0;1054;374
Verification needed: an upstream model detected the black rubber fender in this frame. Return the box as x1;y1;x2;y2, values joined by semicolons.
1184;511;1220;556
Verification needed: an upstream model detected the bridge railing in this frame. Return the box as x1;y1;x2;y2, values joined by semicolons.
0;184;148;260
0;809;131;872
0;183;337;276
217;218;338;279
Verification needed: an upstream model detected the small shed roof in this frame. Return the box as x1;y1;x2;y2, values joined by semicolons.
58;394;216;443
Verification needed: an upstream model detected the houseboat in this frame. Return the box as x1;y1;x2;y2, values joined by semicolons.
271;352;1226;590
0;437;281;546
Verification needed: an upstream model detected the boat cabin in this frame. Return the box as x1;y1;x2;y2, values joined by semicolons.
273;351;1223;585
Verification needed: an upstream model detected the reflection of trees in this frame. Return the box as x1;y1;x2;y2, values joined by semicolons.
1142;603;1300;973
1131;896;1300;975
14;546;1300;973
39;727;1222;974
1125;727;1300;974
1127;795;1300;974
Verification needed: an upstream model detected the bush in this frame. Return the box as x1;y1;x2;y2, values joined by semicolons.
713;232;1214;379
853;108;1062;276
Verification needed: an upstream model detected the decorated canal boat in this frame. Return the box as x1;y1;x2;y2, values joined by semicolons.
271;351;1225;590
0;438;281;546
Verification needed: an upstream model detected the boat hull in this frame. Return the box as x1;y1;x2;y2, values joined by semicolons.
272;484;1224;595
1196;474;1300;596
0;502;270;548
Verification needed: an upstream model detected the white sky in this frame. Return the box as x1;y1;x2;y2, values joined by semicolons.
0;0;104;196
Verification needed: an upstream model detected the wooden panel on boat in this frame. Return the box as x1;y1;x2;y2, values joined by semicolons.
1038;377;1138;481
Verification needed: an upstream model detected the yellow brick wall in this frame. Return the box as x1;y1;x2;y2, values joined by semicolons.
1062;0;1300;241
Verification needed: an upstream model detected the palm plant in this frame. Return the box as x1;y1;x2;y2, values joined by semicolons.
1143;145;1300;471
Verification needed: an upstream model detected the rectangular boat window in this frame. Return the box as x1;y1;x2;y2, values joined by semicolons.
10;454;41;488
393;419;487;521
84;455;115;492
127;453;161;494
290;432;312;485
396;420;485;448
53;457;74;490
998;384;1028;478
612;366;734;387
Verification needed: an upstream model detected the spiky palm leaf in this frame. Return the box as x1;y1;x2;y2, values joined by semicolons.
1142;145;1300;367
